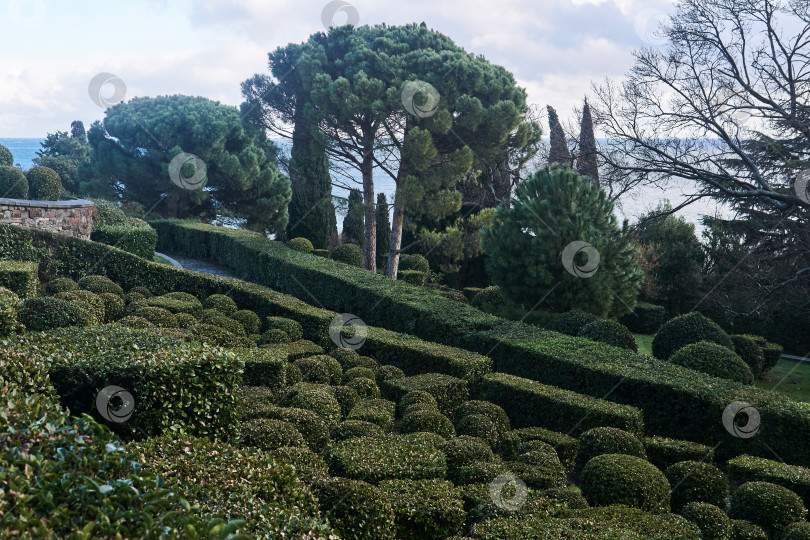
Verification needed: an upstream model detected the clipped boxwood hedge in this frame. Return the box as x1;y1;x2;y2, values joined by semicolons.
575;427;646;471
379;479;465;540
239;346;287;393
668;340;754;385
727;455;810;508
382;373;469;414
7;325;241;441
619;302;665;334
643;436;715;471
578;319;638;352
480;372;644;436
312;477;395;540
729;481;807;537
652;311;734;360
664;460;728;511
324;435;447;483
91;224;157;260
680;502;732;540
6;221;810;468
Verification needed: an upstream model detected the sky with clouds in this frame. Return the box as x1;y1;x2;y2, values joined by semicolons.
0;0;674;138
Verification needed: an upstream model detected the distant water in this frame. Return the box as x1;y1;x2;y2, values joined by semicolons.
0;138;42;170
0;136;725;230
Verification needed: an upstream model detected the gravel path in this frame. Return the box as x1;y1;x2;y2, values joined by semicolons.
156;251;242;279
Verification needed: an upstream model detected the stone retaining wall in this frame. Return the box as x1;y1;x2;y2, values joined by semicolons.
0;198;94;240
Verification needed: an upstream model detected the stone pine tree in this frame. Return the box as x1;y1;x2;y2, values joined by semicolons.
547;105;572;167
577;98;599;184
342;189;365;247
376;193;391;270
481;165;642;317
241;43;336;248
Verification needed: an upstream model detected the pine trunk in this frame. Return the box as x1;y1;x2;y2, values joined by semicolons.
361;153;376;272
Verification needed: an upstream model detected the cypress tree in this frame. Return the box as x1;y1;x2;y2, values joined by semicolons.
577;99;600;184
342;189;365;247
376;193;391;271
286;100;336;248
547;105;572;167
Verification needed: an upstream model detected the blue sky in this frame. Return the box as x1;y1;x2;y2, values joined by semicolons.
0;0;674;137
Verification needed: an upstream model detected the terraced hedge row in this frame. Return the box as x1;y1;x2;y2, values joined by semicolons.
4;221;810;468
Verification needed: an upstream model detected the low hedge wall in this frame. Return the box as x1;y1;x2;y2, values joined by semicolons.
91;224;157;260
6;325;241;441
324;435;447;483
480;372;644;437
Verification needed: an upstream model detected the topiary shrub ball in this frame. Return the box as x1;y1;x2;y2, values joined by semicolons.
652;311;734;360
664;460;728;511
0;166;29;199
668;341;754;384
399;253;430;273
331;243;364;267
545;308;599;336
680;502;732;540
783;522;810;540
578;319;638;351
579;453;671;513
287;237;314;253
203;294;238;315
729;519;768;540
400;410;455;439
731;334;765;379
18;297;81;331
575;427;646;470
0;144;12;166
0;287;22;337
25;166;62;201
728;481;807;537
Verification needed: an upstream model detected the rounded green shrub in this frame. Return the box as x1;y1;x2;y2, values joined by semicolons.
331;243;364;267
455;414;499;448
546;308;599;336
665;460;728;511
576;427;646;471
782;522;810;540
294;357;332;384
731;335;765;379
333;385;359;418
669;341;754;384
378;478;465;540
0;144;12;166
274;407;330;450
129;286;153;297
126;292;145;304
729;482;807;537
132;306;176;328
285;362;302;386
45;277;78;296
239;418;307;450
144;292;203;317
578;319;638;351
652;311;734;360
471;285;506;310
271;446;329;483
78;275;124;297
455;401;510;434
0;166;28;199
347;377;381;399
680;502;732;540
506;457;567;490
580;453;671;513
283;385;341;427
203;293;238;315
310;354;343;385
259;328;291;344
400;390;439;414
98;292;125;322
199;309;246;336
287;237;314;253
540;487;590;509
265;316;303;340
173;312;198;329
330;420;385;441
403;401;440;417
398;270;426;286
619;302;666;334
191;323;242;347
401;410;455;439
400;253;430;273
117;315;154;329
344;366;376;384
376;364;405;385
54;290;105;325
729;519;768;540
455;460;509;485
25;166;61;200
232;309;261;334
0;287;22;337
728;520;767;540
312;478;395;540
441;436;496;479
